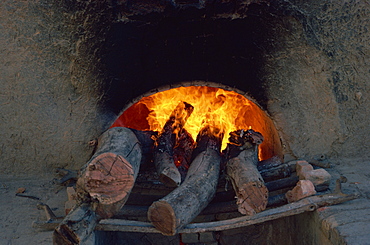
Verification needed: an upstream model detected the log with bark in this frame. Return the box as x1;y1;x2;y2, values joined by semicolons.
77;127;142;219
148;126;223;236
153;101;194;187
53;127;142;244
225;129;269;215
259;160;296;182
129;128;157;167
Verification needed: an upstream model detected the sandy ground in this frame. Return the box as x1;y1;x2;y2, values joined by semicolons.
0;175;66;245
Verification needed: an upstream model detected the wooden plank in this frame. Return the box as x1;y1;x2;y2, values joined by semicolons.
34;181;358;234
96;186;358;233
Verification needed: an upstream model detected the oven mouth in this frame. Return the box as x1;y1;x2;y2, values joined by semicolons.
101;3;274;116
111;82;283;161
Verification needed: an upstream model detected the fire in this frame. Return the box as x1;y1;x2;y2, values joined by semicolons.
142;86;249;149
111;86;282;160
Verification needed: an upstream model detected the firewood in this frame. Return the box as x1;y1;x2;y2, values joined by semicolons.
257;155;283;170
265;175;299;192
35;180;357;234
259;160;297;182
53;204;97;244
148;126;223;236
37;203;60;221
53;127;142;244
128;128;157;166
173;128;194;182
226;129;268;216
77;127;142;219
153;101;194;187
94;179;357;234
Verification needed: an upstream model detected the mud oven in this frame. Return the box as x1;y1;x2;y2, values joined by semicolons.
44;1;368;244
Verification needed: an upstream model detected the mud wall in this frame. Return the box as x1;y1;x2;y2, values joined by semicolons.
0;0;369;176
0;0;115;176
264;0;370;161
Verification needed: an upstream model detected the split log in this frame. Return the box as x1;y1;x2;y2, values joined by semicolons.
153;101;194;187
77;127;142;219
148;126;223;236
54;127;142;244
226;129;268;216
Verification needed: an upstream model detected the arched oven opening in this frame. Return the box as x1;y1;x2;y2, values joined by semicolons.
111;83;282;161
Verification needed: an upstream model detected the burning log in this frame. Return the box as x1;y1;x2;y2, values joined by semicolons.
173;128;194;182
148;126;223;236
226;129;268;216
153;101;194;187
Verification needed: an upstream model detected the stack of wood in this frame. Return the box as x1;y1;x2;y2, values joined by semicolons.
52;101;333;243
148;125;223;235
54;127;143;244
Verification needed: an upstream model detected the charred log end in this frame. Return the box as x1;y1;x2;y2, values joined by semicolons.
82;152;135;218
191;126;223;159
237;182;269;215
148;200;176;236
154;151;182;187
159;166;181;187
53;225;78;245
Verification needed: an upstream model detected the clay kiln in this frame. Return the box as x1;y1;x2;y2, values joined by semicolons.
51;1;360;244
1;0;369;244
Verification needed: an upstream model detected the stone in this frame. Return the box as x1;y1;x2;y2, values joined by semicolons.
296;160;313;177
16;187;26;194
299;168;331;187
286;180;316;203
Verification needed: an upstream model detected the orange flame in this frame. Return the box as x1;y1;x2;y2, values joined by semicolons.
142;86;248;149
112;86;282;160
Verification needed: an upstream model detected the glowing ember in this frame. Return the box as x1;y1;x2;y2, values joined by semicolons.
111;86;282;160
